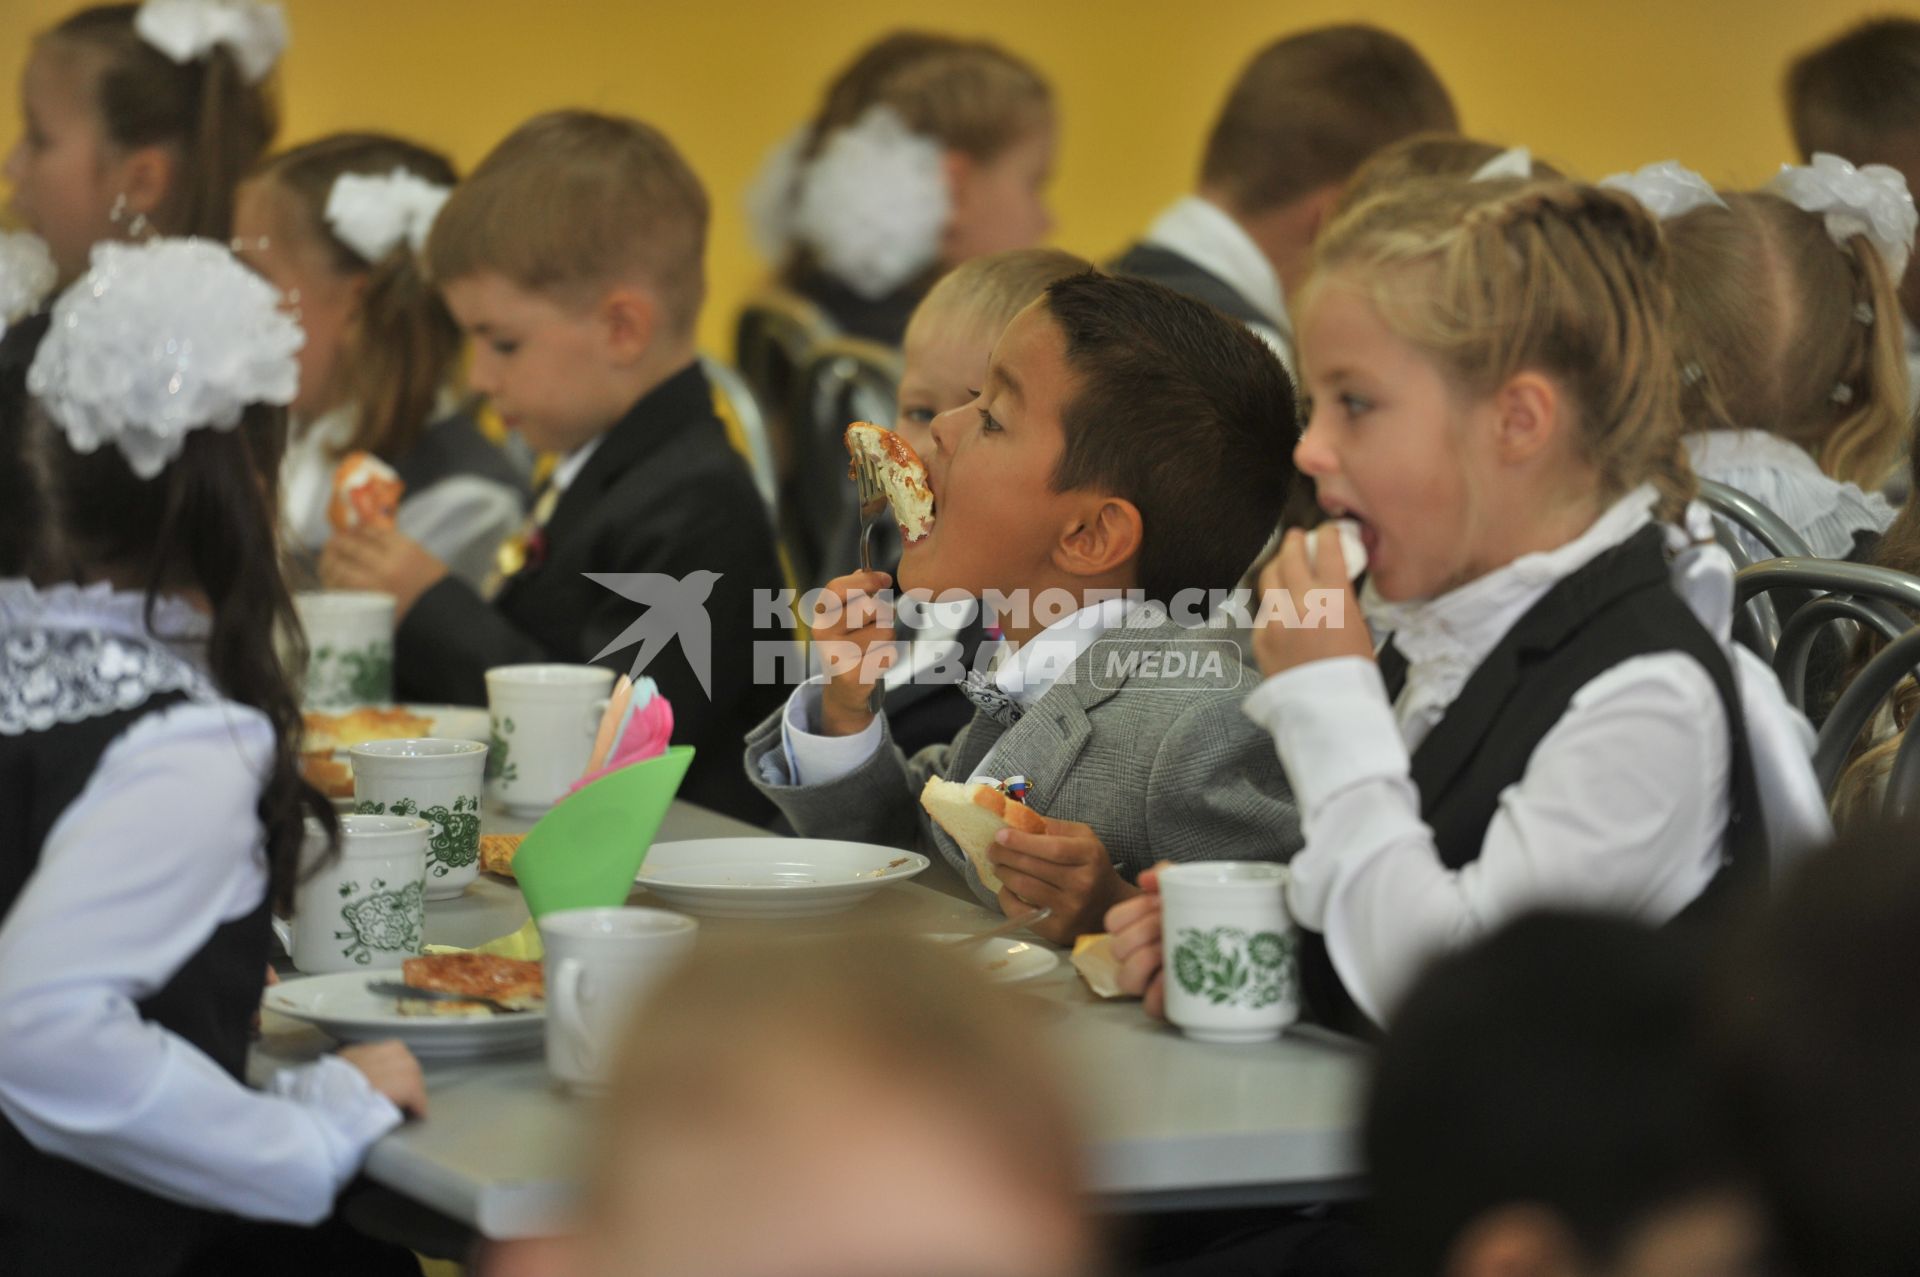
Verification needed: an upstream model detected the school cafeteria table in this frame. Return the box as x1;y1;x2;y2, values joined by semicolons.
252;801;1368;1241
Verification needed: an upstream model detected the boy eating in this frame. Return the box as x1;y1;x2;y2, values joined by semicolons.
747;273;1301;940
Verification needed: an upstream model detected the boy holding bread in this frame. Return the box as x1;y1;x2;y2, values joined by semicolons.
746;273;1300;941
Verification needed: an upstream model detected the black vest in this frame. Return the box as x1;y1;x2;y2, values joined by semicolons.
1299;527;1766;1032
1107;242;1281;334
0;689;276;1276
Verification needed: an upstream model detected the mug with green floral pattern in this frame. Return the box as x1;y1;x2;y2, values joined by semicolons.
350;738;488;899
1160;861;1298;1043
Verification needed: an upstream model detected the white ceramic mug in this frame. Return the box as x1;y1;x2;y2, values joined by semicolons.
1159;862;1299;1043
541;906;698;1091
484;664;615;814
349;739;488;899
296;591;396;707
289;814;430;974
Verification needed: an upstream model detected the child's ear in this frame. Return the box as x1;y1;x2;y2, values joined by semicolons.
118;145;174;222
1444;1204;1586;1277
1053;496;1143;580
1492;371;1562;467
599;286;660;365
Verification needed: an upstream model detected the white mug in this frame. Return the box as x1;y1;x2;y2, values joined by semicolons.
288;814;430;974
541;906;698;1091
484;664;615;814
350;739;488;900
296;591;395;708
1159;862;1299;1043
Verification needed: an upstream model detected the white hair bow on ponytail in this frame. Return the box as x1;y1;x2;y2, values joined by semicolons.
750;105;950;300
1597;161;1727;220
325;169;452;263
0;233;57;345
134;0;288;84
27;239;303;479
1770;153;1919;283
1471;146;1534;182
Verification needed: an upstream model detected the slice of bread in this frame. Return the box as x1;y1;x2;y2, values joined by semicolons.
919;777;1045;895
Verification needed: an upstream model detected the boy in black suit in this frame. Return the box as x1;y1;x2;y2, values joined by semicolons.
321;110;786;821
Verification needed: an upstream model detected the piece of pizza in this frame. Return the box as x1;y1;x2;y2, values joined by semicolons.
328;451;405;533
844;422;935;543
303;706;434;754
399;953;545;1016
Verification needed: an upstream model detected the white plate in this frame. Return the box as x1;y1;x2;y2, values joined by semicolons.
262;970;545;1059
635;838;929;918
927;934;1062;984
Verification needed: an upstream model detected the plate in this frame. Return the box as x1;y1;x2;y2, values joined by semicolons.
262;970;545;1059
634;838;929;918
927;934;1062;984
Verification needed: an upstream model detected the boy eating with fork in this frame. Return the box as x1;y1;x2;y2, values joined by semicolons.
746;273;1301;941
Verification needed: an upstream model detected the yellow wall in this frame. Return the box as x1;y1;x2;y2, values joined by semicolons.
2;0;1909;353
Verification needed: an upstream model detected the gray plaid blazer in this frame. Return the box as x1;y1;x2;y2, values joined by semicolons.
744;612;1300;906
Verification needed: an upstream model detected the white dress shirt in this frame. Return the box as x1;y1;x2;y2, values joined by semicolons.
1143;195;1294;372
1243;487;1815;1025
779;597;1136;786
1685;429;1893;559
0;581;404;1223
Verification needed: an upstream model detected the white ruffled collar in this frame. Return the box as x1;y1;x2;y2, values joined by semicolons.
0;578;212;660
1363;486;1660;727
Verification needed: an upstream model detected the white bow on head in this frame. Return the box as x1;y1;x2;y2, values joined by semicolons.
1597;161;1727;220
325;169;453;263
0;232;57;345
1770;152;1919;283
134;0;288;84
26;239;303;480
789;105;950;301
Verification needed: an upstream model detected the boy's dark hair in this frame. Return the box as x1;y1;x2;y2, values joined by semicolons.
1786;18;1920;163
1202;24;1457;214
1366;912;1734;1277
1713;824;1920;1277
1042;273;1295;604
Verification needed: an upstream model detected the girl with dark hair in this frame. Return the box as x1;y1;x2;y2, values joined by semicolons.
233;132;528;587
0;238;422;1276
4;0;282;285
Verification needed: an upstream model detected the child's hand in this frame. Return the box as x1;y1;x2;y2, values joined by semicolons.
1106;862;1169;1020
339;1040;427;1118
811;569;897;738
319;527;449;620
990;816;1138;944
1250;527;1372;678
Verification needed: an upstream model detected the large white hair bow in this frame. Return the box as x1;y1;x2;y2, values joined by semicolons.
27;239;303;479
784;106;950;300
1770;153;1919;283
0;233;57;345
325;169;452;263
134;0;288;84
1598;161;1727;220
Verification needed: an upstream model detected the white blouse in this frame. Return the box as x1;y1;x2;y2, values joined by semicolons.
0;581;403;1223
1685;429;1893;560
1243;488;1823;1025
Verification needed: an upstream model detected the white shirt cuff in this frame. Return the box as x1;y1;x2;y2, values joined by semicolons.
779;676;884;788
1244;657;1409;822
265;1054;405;1178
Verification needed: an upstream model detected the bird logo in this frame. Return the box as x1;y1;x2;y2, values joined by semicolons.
585;571;721;698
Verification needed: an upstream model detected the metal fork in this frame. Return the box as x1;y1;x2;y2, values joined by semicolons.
852;450;890;714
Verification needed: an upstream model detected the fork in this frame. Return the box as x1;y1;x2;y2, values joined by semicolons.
366;980;531;1015
852;449;890;714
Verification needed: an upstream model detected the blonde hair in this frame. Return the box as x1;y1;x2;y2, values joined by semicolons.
588;933;1083;1223
253;133;461;462
904;247;1090;348
1665;192;1910;489
1336;132;1564;218
1310;177;1694;518
1202;24;1457;215
425;110;707;337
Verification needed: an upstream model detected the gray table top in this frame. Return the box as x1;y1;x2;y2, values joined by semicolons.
254;801;1367;1239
